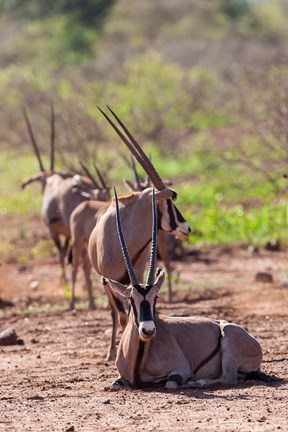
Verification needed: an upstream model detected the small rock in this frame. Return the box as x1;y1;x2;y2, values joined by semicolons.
255;272;273;283
18;264;28;272
102;399;110;405
265;239;281;251
65;427;75;432
247;245;259;255
27;395;44;401
0;327;24;346
0;298;14;309
30;280;39;290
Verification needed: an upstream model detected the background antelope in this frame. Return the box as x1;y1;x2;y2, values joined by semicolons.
88;107;191;360
69;198;110;310
105;188;277;390
21;106;109;285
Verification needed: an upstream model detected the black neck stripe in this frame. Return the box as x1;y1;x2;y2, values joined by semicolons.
134;341;146;388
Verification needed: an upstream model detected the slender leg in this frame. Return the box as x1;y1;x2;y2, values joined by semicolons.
52;235;69;283
70;242;82;310
102;279;127;361
82;249;95;310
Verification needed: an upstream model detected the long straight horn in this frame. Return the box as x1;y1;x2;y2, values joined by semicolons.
98;106;166;191
106;105;166;191
22;107;45;172
130;155;141;189
50;103;55;171
93;163;107;189
114;188;140;287
80;162;100;188
146;189;158;286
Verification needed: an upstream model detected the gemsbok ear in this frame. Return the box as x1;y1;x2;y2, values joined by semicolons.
104;278;131;298
154;188;177;201
123;179;135;191
154;268;165;293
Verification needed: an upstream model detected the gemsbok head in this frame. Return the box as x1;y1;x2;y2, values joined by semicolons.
20;105;74;191
97;106;191;240
104;188;279;390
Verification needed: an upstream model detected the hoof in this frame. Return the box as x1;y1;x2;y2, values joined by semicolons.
110;378;129;390
186;379;206;388
164;381;178;390
89;302;96;311
106;351;116;362
111;381;123;391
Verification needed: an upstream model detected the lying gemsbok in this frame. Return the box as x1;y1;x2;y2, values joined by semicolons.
88;106;191;360
104;188;279;389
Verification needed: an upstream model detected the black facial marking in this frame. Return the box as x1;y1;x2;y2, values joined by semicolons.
130;297;139;328
157;207;163;229
166;200;177;230
129;284;155;328
140;300;153;322
113;295;126;315
135;284;153;296
171;190;177;200
174;205;186;223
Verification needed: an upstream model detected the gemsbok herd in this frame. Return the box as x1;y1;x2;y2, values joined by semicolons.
22;105;279;389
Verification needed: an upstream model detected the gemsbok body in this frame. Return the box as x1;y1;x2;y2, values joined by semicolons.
69;199;109;309
88;107;191;360
105;189;275;390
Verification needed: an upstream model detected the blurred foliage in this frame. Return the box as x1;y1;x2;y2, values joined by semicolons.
0;0;288;248
0;0;115;27
0;0;116;64
220;0;250;18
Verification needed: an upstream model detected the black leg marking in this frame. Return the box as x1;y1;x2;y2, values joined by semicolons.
166;374;183;386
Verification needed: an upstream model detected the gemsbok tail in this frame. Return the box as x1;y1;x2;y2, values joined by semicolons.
245;370;282;382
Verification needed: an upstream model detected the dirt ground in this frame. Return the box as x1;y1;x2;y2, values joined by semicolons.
0;243;288;432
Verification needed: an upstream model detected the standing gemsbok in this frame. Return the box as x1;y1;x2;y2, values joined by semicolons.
104;189;276;390
123;155;184;302
88;106;191;360
21;106;108;287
